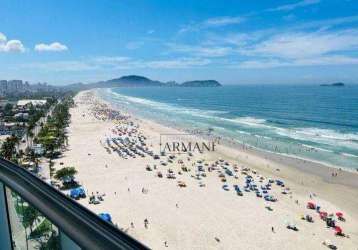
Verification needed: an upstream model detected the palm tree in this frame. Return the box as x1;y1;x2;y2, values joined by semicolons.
28;149;39;172
0;135;18;160
22;205;40;235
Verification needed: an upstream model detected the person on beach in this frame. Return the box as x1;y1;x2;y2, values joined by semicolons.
271;226;275;233
144;218;149;229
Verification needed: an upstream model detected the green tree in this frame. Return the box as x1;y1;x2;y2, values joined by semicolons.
54;167;77;180
4;103;13;116
22;205;40;234
0;135;19;160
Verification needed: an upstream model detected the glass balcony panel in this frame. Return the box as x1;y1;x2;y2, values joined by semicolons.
5;187;60;250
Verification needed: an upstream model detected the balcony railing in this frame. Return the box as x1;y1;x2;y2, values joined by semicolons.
0;157;149;250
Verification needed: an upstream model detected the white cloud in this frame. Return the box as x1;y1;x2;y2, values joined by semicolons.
0;32;25;53
293;15;358;30
267;0;320;12
145;58;211;69
204;16;245;27
126;41;144;50
244;29;358;59
178;16;245;34
35;42;68;52
167;43;232;57
205;33;252;47
238;55;358;69
231;28;358;68
26;61;96;71
238;59;290;69
22;56;211;71
0;33;6;42
92;56;131;64
296;55;358;66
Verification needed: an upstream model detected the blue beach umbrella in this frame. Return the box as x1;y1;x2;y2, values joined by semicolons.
70;188;79;198
99;213;112;223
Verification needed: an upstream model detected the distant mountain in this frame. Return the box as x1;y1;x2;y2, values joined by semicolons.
320;82;345;87
106;75;164;86
90;75;164;88
80;75;222;89
181;80;221;87
63;82;86;91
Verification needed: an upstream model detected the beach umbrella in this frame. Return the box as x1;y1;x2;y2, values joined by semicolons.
334;226;342;234
307;202;316;209
336;212;343;218
319;211;328;219
99;213;112;223
70;188;79;198
77;187;85;196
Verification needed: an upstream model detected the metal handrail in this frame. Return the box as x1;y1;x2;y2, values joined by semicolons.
0;158;149;250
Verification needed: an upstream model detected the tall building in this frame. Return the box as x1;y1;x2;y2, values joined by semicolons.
0;80;8;95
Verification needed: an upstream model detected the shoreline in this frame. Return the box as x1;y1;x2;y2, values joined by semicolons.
98;87;358;173
112;104;358;218
55;90;358;249
97;88;358;188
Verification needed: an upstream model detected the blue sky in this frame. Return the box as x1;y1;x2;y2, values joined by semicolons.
1;0;358;85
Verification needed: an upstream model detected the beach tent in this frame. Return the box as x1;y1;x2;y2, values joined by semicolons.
70;188;80;199
99;213;112;223
77;187;86;197
70;187;86;199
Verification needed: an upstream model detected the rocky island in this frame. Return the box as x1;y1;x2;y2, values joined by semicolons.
181;80;221;87
320;82;345;87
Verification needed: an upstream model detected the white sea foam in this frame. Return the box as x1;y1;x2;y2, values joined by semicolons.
295;128;358;141
341;153;358;158
105;88;358;154
231;117;267;127
276;127;358;150
236;130;251;135
301;144;334;153
109;89;228;119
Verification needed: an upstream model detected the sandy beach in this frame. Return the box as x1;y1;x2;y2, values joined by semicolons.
53;90;358;249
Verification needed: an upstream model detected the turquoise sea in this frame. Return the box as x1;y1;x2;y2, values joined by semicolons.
98;85;358;170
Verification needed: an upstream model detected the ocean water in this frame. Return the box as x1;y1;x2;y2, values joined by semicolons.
98;85;358;170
